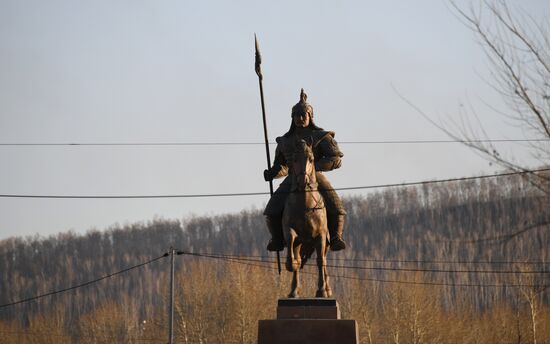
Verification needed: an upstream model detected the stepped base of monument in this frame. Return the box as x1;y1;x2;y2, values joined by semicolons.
258;319;358;344
257;298;359;344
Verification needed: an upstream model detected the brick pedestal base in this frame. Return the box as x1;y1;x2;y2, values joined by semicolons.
258;299;359;344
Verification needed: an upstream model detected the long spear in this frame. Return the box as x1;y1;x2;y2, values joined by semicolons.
255;34;281;275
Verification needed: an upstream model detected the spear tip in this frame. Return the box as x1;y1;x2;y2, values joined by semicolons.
254;33;262;78
254;33;261;57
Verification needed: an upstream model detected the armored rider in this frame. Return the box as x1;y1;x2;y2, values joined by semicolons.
264;89;347;251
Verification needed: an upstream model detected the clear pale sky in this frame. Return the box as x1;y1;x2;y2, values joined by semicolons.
1;1;548;240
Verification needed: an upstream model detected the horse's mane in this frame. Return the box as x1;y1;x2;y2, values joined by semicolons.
292;139;314;160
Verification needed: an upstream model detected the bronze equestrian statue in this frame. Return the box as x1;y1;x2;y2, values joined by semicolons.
263;89;346;253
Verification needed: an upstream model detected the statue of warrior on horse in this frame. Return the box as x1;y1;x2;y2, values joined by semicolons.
263;89;347;253
264;89;346;297
262;89;346;297
254;36;345;297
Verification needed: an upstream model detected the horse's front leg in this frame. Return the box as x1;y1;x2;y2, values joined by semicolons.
288;242;302;298
285;229;301;272
289;265;300;298
285;229;296;272
315;236;329;298
288;239;302;298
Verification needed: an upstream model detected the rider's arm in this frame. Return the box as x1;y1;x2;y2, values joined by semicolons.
271;145;289;179
264;143;288;181
315;134;343;172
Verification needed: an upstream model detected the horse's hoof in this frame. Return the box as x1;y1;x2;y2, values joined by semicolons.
288;292;298;298
315;290;328;298
325;288;333;298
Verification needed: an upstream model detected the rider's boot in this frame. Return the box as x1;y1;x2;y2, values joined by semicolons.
266;215;285;251
328;214;346;251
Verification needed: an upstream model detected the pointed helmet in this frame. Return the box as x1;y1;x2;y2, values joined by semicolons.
291;88;314;118
284;88;323;136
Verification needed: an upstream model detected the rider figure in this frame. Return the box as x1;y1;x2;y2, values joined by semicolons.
264;89;347;251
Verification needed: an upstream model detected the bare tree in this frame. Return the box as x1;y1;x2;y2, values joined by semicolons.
446;1;550;193
514;264;549;344
393;1;550;196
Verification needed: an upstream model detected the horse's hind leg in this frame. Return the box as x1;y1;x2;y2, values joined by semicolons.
324;243;332;297
315;238;329;298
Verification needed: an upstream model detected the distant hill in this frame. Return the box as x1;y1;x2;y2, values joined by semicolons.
1;172;549;343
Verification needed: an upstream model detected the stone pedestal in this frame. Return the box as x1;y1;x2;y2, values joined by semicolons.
258;298;359;344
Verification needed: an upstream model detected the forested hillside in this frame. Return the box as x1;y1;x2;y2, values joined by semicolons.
1;173;549;343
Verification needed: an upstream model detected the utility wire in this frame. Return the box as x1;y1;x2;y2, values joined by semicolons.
0;331;159;342
0;138;548;146
326;258;549;265
330;257;550;265
2;249;547;311
325;263;550;274
0;331;72;339
0;253;168;310
181;252;550;274
334;168;549;192
189;252;550;266
189;252;549;288
179;251;550;288
0;167;547;199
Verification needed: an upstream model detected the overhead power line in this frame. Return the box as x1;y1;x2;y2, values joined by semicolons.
0;253;168;310
331;257;550;265
2;249;548;310
179;251;550;289
0;138;548;147
0;331;159;342
328;263;550;274
192;252;550;266
181;252;550;274
0;167;548;199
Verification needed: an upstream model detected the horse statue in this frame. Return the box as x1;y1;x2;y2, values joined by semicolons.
283;138;332;298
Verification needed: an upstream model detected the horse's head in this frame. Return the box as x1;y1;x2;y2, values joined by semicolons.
290;138;316;190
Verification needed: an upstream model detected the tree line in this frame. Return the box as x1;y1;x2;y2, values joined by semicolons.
0;172;549;343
